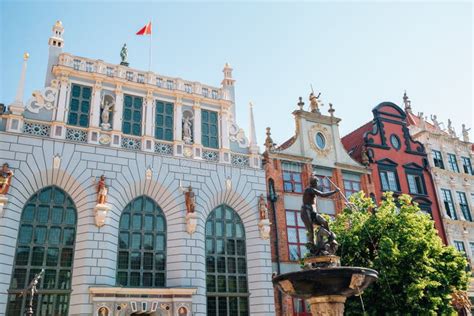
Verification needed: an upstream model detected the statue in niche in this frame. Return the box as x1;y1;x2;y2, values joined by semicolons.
309;92;322;113
430;114;441;130
100;96;114;130
182;113;193;145
447;119;456;137
184;186;196;214
300;175;340;256
258;194;268;220
96;175;108;205
0;163;14;195
120;44;128;64
462;124;471;142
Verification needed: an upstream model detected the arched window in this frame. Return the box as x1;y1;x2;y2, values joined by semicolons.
206;205;248;316
116;196;166;287
6;186;77;315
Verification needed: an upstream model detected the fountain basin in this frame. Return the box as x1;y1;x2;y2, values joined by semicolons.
272;267;378;299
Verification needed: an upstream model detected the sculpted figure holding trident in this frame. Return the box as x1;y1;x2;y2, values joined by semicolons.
301;175;340;256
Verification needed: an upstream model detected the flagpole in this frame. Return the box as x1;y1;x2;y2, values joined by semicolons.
149;19;152;71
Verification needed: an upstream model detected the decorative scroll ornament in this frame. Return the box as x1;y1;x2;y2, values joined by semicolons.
229;117;249;148
26;80;59;113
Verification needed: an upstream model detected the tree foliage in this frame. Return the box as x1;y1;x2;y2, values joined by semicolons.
331;192;470;315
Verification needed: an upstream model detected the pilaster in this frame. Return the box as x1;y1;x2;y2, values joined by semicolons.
110;85;123;148
174;97;184;157
90;80;102;128
193;100;202;158
144;90;154;138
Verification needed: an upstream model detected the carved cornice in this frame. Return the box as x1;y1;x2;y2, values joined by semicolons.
292;110;341;125
334;162;371;174
266;152;313;163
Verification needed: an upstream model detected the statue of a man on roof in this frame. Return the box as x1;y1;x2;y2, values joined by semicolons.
120;44;128;64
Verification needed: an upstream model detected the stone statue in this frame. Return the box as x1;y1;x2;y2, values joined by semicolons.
361;146;370;166
258;194;268;220
430;114;440;130
184;186;195;214
447;119;456;137
0;163;14;195
309;92;322;113
96;175;108;205
22;269;44;316
462;124;471;142
300;175;340;256
120;44;128;63
418;112;425;129
100;99;114;130
182;116;193;144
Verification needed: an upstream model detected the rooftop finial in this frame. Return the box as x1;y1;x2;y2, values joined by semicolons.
297;97;304;110
328;103;335;117
264;127;274;151
403;90;412;112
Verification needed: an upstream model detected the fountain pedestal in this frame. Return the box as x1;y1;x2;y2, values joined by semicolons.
273;256;378;316
307;296;346;316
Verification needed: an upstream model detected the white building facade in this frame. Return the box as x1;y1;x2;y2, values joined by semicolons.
0;21;275;316
406;103;474;302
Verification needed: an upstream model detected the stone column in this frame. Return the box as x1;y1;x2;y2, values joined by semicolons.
112;85;123;132
50;75;69;139
173;97;184;156
142;90;154;152
90;81;102;128
144;90;154;137
220;108;230;150
193;100;203;158
307;296;346;316
55;75;69;123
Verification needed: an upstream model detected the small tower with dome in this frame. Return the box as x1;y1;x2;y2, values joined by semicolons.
45;20;64;86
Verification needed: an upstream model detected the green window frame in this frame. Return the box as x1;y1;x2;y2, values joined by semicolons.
6;186;77;316
456;191;472;222
441;189;457;220
122;94;143;136
116;196;166;288
202;109;219;149
206;205;248;316
67;84;91;127
447;153;460;173
155;101;174;141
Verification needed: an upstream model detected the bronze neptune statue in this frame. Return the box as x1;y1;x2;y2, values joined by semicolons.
301;175;339;256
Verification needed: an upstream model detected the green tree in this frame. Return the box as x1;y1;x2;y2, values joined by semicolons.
331;192;470;315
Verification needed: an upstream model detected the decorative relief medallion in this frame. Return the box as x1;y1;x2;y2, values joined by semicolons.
98;134;111;145
308;124;332;156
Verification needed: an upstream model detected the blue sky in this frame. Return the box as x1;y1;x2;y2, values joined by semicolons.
1;1;472;144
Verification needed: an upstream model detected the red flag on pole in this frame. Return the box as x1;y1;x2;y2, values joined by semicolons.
136;22;152;35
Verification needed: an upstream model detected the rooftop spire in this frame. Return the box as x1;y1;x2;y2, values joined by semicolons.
249;102;258;153
9;52;29;114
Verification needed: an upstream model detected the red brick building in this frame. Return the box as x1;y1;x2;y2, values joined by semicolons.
263;97;374;315
341;102;447;243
